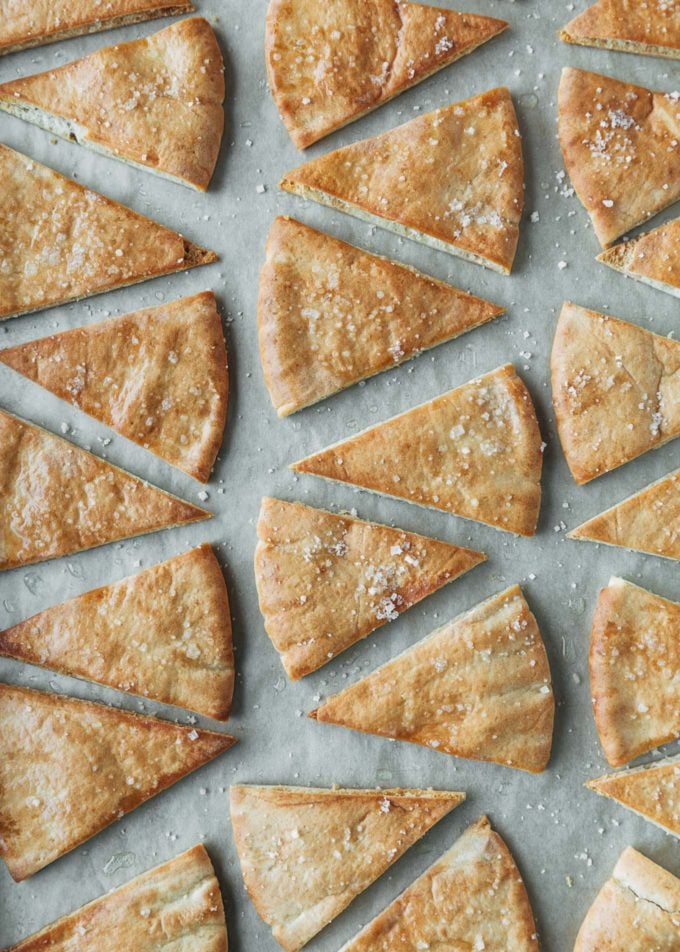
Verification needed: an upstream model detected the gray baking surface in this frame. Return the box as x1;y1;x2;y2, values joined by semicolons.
0;0;678;948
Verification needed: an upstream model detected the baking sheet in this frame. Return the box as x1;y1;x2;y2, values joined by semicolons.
0;0;678;948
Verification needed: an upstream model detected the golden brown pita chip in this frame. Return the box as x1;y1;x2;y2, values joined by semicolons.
0;292;228;481
340;816;539;952
0;544;234;720
292;364;543;536
587;754;680;838
558;67;680;247
574;847;680;951
0;683;236;881
590;577;680;767
0;1;195;56
266;0;507;148
280;88;524;274
311;585;555;773
259;217;503;416
0;18;224;191
0;143;217;321
569;469;680;560
255;497;485;679
0;409;209;572
598;217;680;299
561;0;680;59
551;302;680;484
230;784;464;952
7;844;228;951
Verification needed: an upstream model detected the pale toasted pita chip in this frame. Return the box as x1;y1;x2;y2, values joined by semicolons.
0;1;195;56
0;544;234;720
259;217;503;416
558;67;680;247
0;409;210;572
561;0;680;59
0;683;236;881
266;0;507;149
340;816;539;952
311;585;555;773
0;292;228;481
292;364;543;536
569;469;680;560
551;302;680;485
7;844;228;951
590;577;680;767
280;88;524;274
0;143;217;321
229;784;464;952
574;847;680;951
255;497;485;679
598;217;680;299
0;19;224;191
587;754;680;838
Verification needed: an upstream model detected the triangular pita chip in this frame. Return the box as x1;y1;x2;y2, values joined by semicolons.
558;67;680;247
590;577;680;767
598;217;680;299
229;784;464;952
0;143;217;321
0;1;195;56
255;497;485;679
0;18;224;191
340;816;539;952
0;544;234;720
561;0;680;59
259;217;503;416
311;585;555;773
587;754;680;838
552;302;680;484
0;683;236;880
0;291;228;481
574;847;680;952
266;0;507;149
280;88;524;274
0;409;209;572
569;469;680;560
292;364;543;536
8;844;228;951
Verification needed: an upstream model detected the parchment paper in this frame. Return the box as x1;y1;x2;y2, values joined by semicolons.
0;1;678;949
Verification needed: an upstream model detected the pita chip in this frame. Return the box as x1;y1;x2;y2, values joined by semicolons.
0;683;236;881
574;847;680;951
569;469;680;561
340;816;539;952
0;292;228;481
229;784;464;952
259;217;503;416
0;143;217;321
7;844;228;951
551;302;680;485
587;754;680;838
598;217;680;300
0;1;195;57
561;0;680;59
280;88;524;274
0;18;224;191
0;544;234;721
0;409;210;572
292;364;543;537
311;585;555;774
266;0;507;149
558;67;680;247
590;577;680;767
255;497;485;679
